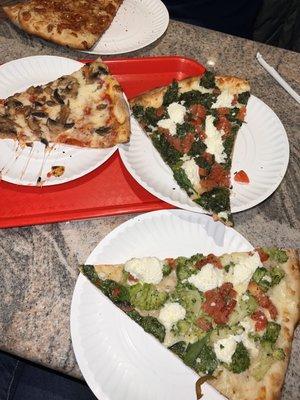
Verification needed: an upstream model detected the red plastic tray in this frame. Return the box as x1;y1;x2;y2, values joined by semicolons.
0;56;205;228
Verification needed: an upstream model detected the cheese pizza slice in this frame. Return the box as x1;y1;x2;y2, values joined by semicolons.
80;248;300;400
3;0;124;50
0;59;130;148
129;71;250;225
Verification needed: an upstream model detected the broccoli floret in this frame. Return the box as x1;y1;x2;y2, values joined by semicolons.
171;285;204;315
169;341;188;359
173;319;205;343
200;71;216;89
162;262;172;277
261;322;281;345
265;248;288;264
183;336;218;375
270;266;285;285
229;293;258;325
127;311;166;342
229;342;250;373
163;81;179;106
252;267;272;291
128;283;167;311
176;257;198;281
273;348;285;361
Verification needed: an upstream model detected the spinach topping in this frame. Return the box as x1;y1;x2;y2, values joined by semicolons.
188;139;207;159
183;336;218;375
229;342;250;373
131;104;144;119
128;283;167;311
265;248;288;264
173;168;196;195
100;279;130;303
163;81;179;106
195;187;230;213
199;71;216;89
169;341;188;359
179;91;216;109
144;107;160;126
222;135;234;169
176;122;195;138
127;310;166;342
238;91;250;105
150;132;182;166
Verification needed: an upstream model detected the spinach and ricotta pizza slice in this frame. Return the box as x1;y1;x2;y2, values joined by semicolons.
80;248;299;400
129;71;250;225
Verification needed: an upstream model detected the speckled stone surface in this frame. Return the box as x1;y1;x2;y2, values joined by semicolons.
0;16;299;399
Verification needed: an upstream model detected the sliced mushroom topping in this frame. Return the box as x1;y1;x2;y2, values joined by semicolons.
27;116;40;132
95;126;111;136
34;101;43;108
46;100;56;107
5;98;23;109
47;118;62;134
40;137;49;147
31;111;48;118
83;62;108;83
58;105;70;125
0;116;17;134
53;89;64;105
96;103;107;110
64;122;75;130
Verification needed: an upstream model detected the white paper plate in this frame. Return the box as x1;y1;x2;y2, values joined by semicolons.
0;55;117;186
85;0;169;55
71;209;253;400
119;96;289;213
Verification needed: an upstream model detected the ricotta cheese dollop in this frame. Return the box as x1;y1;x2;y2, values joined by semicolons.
124;257;163;284
204;115;227;163
226;251;262;287
167;102;186;124
214;335;237;364
158;302;186;330
187;263;224;292
157;118;176;136
181;156;200;193
212;90;234;109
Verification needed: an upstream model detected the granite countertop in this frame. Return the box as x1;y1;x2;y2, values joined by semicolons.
0;16;299;399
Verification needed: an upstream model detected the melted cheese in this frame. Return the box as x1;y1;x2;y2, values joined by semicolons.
187;263;224;292
167;102;186;124
204;115;227;163
212;90;234;109
214;335;237;364
157;118;176;136
181;156;200;193
124;257;163;284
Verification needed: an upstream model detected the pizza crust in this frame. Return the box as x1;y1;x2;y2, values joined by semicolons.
215;75;250;94
3;4;22;28
210;249;300;400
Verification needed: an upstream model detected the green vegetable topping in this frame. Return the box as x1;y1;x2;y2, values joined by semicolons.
237;91;250;105
128;283;167;311
251;346;285;381
163;81;179;106
188;139;207;160
270;266;285;285
179;91;216;108
162;263;172;277
131;104;144;119
229;293;258;325
169;341;188;359
265;248;288;264
183;336;218;375
173;319;206;343
195;187;230;214
144;107;161;126
199;71;216;89
80;265;102;287
176;122;195;138
229;342;250;373
127;310;166;343
261;322;281;345
175;256;199;281
173;168;196;195
252;266;285;291
273;348;285;361
151;132;182;166
171;285;204;315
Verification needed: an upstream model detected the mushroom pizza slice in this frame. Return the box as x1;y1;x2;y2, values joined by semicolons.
0;58;130;148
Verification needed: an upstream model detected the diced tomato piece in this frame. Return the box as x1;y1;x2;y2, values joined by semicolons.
181;132;195;153
166;258;176;268
251;310;268;331
196;253;223;269
248;281;278;319
202;163;230;191
198;167;209;177
231;94;238;106
234;170;249;184
84;106;92;115
112;287;121;298
156;106;165;118
202;152;214;164
196;318;212;332
256;248;269;262
237;106;246;121
202;283;237;324
267;302;278;320
190;104;207;119
216;116;231;136
217;107;230;116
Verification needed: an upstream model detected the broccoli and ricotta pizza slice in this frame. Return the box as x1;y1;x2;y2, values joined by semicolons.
80;248;299;400
129;71;250;225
